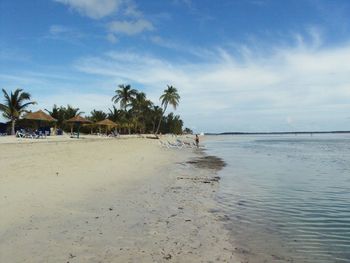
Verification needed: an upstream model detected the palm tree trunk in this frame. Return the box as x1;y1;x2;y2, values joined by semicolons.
155;104;167;134
11;119;16;135
152;120;156;134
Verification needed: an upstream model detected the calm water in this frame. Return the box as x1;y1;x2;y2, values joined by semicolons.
204;134;350;263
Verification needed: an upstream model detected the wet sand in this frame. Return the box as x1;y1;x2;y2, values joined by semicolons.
0;136;239;262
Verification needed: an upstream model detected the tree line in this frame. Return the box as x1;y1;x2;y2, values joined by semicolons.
0;85;193;135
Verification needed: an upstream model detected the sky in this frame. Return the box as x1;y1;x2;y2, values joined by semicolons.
1;0;350;132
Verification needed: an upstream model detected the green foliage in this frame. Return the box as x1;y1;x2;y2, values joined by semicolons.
89;110;107;122
0;88;36;134
0;89;36;120
156;85;181;134
109;84;183;134
1;85;185;135
183;127;193;134
45;104;82;132
160;85;180;110
159;113;183;135
112;84;138;111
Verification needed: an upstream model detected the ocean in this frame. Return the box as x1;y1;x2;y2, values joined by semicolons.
204;134;350;263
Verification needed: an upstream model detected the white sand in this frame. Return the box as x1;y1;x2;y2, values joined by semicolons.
0;136;238;262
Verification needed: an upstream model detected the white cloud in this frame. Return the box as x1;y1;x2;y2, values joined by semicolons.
54;0;122;19
73;42;350;132
106;33;118;43
3;28;350;131
54;0;153;42
108;19;154;35
46;25;86;45
38;93;112;115
123;0;142;17
49;25;71;35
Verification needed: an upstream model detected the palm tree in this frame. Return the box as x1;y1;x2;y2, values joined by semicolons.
89;109;107;122
64;105;83;119
45;104;82;130
108;105;123;133
112;84;137;111
0;89;36;135
108;105;122;122
150;106;163;133
131;92;153;133
155;85;180;134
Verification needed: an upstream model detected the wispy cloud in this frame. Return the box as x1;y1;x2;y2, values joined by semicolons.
0;48;31;62
123;0;142;17
107;19;154;36
73;38;350;132
54;0;154;42
54;0;122;19
2;38;349;131
106;33;118;43
43;24;89;46
172;0;214;24
48;25;85;39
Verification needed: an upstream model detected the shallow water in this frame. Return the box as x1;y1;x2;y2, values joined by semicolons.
204;134;350;263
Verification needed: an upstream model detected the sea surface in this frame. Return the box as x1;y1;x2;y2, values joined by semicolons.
204;134;350;263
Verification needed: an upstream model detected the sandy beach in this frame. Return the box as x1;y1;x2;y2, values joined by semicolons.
0;136;238;263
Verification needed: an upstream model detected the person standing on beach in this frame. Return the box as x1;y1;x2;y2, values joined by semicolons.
195;134;199;148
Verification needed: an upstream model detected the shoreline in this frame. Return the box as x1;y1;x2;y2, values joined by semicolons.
0;137;238;262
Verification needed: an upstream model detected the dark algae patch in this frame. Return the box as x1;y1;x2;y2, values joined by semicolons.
187;155;226;171
177;155;226;184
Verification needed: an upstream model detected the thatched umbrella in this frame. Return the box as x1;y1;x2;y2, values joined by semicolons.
23;110;57;132
66;115;92;138
23;110;57;122
95;119;118;134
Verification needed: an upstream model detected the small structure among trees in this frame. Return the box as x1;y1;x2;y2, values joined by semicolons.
0;84;186;135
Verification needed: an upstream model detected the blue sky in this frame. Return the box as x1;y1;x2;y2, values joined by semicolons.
1;0;350;132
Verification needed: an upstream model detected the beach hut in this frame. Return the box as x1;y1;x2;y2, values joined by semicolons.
95;119;118;135
66;115;92;138
23;110;57;134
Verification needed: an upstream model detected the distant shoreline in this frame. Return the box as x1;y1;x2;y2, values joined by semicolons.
206;131;350;135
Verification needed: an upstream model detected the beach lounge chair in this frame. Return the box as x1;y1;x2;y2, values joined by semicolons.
167;140;184;149
16;130;25;138
108;130;120;138
159;140;169;148
176;139;195;148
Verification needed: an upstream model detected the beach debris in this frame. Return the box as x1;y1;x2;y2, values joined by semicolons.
234;247;251;255
237;200;247;206
177;176;220;183
170;186;182;190
68;253;76;259
185;219;191;222
163;254;172;260
218;215;230;222
56;172;59;176
109;207;113;211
